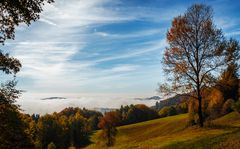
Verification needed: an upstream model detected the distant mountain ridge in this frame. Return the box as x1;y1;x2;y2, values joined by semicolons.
93;107;116;114
153;94;188;110
40;97;67;100
134;96;161;101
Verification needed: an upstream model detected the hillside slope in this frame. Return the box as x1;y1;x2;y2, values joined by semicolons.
85;112;240;149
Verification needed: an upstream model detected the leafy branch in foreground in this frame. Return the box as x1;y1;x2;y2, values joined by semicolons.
0;0;54;148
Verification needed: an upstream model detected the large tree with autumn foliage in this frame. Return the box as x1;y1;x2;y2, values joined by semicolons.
98;111;120;147
161;4;226;127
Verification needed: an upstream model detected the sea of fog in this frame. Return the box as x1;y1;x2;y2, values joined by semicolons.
16;93;159;115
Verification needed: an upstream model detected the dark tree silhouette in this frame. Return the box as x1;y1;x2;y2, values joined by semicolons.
0;0;54;148
0;81;34;149
217;39;239;101
0;0;54;44
0;52;21;75
98;111;120;147
161;4;225;127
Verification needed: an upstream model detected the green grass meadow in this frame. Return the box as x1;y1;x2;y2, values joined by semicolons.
85;112;240;149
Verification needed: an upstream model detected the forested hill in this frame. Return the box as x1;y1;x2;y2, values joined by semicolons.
153;94;188;110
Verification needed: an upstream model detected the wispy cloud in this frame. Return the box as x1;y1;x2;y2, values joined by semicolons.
95;39;166;63
95;28;163;39
39;18;57;26
111;64;139;73
6;0;169;95
225;30;240;37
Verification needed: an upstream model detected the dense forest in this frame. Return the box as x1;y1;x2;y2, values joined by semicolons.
18;104;159;148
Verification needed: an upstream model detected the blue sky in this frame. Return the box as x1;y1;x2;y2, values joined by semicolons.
4;0;240;98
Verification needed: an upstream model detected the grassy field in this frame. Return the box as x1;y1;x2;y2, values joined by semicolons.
84;112;240;149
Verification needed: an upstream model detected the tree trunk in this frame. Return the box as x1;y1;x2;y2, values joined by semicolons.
107;126;111;146
197;89;204;127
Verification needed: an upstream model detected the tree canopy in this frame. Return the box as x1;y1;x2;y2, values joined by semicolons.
0;0;54;148
161;4;227;127
0;0;54;44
